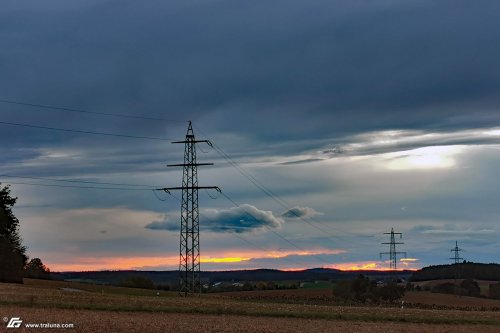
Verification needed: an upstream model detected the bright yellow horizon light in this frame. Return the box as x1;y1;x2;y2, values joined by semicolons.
400;258;419;262
201;257;251;263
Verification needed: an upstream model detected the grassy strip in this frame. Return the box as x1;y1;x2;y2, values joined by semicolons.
1;299;499;327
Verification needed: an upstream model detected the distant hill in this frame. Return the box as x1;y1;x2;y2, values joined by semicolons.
411;263;500;282
52;268;413;286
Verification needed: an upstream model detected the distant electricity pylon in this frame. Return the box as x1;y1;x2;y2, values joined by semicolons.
158;121;219;296
450;241;464;296
380;228;406;279
450;240;464;264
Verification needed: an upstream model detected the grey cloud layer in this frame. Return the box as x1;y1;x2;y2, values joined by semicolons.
2;0;500;177
2;0;500;143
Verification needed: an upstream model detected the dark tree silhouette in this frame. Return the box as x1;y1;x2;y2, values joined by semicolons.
333;275;405;303
0;183;27;283
24;258;51;279
411;263;500;281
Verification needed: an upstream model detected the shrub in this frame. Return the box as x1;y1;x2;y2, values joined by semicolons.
489;283;500;299
376;282;405;302
333;275;404;303
460;279;480;297
431;279;480;297
432;282;455;294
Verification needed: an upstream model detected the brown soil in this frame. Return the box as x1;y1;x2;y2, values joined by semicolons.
1;306;499;333
404;291;500;310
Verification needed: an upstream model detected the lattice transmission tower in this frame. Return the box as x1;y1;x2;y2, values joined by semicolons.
450;240;464;264
159;121;219;296
380;228;406;279
450;240;464;295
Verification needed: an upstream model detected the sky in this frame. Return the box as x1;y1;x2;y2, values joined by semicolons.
1;0;500;272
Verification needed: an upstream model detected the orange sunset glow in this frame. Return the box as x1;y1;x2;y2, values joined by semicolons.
47;249;418;271
46;256;180;272
327;260;419;271
46;248;349;271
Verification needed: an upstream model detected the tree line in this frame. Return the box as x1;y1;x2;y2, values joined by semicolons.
411;263;500;281
1;183;50;283
333;275;405;303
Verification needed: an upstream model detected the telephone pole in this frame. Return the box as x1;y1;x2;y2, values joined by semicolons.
159;121;219;296
380;228;406;281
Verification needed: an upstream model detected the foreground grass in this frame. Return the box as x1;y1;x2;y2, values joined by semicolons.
1;280;499;327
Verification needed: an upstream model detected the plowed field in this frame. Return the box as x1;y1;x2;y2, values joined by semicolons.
1;280;499;332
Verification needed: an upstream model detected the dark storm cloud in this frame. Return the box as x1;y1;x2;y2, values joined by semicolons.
145;205;284;233
203;205;284;233
2;0;500;146
1;0;500;177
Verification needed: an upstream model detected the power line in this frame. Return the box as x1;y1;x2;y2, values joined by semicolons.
161;186;314;268
152;189;168;202
0;174;159;188
226;230;312;269
0;98;187;123
3;119;351;241
193;125;357;241
2;181;154;191
0;120;173;141
218;189;332;266
210;142;334;237
4;116;367;243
